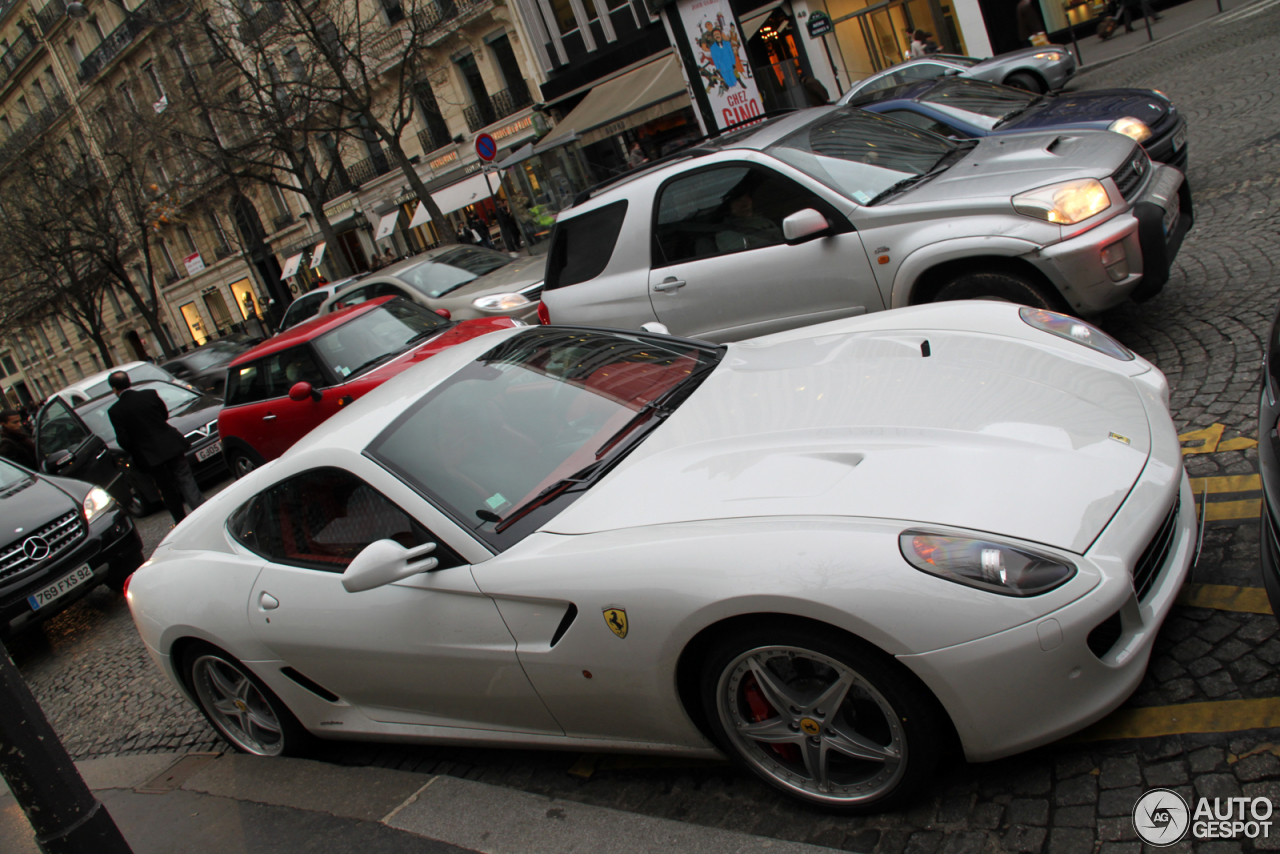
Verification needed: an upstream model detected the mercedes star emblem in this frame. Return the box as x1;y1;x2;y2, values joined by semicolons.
22;536;51;562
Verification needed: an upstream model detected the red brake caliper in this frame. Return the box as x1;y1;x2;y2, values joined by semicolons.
741;671;800;763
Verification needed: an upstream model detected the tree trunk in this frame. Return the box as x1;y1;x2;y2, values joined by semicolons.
386;142;456;246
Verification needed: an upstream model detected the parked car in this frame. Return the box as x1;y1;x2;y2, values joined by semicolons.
843;77;1188;169
0;457;142;638
841;48;1076;99
276;277;361;334
218;297;518;478
537;107;1192;341
1258;301;1280;616
162;339;256;396
320;246;544;324
128;303;1192;811
53;361;196;406
34;381;226;516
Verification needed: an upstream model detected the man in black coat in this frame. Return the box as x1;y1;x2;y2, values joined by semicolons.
107;372;204;524
0;409;37;470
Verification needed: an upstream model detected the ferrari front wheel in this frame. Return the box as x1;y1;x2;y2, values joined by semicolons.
701;624;947;811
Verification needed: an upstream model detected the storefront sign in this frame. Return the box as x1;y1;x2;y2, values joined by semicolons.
184;252;205;276
806;11;833;37
430;150;459;171
463;161;484;176
324;197;357;218
674;0;764;131
492;115;533;141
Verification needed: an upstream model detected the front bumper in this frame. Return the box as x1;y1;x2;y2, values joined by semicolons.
899;382;1193;761
1;507;143;637
1032;164;1192;314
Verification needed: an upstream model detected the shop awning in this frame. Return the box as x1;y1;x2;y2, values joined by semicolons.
375;211;400;240
408;201;431;229
494;142;535;169
431;172;499;215
741;2;783;40
280;253;304;279
310;243;327;269
539;54;692;149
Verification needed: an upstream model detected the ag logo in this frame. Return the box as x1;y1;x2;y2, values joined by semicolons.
1133;788;1190;846
603;608;628;639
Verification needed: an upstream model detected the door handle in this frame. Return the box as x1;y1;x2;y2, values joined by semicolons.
259;592;279;610
262;414;277;421
653;277;686;293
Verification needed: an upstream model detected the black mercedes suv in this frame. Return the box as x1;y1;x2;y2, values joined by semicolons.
0;457;143;638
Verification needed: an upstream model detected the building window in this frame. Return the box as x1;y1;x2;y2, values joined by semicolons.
43;67;60;97
179;224;199;256
30;80;48;108
1;354;15;375
377;0;405;24
158;240;180;278
117;83;138;111
65;37;84;65
282;46;305;80
15;96;30;118
142;61;165;102
106;287;124;317
87;16;107;42
0;115;12;135
208;211;232;253
546;0;579;34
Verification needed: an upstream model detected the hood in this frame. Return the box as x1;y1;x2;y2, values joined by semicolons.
900;130;1137;203
167;398;224;437
439;255;547;302
997;89;1170;133
0;473;79;552
973;46;1069;68
544;328;1151;554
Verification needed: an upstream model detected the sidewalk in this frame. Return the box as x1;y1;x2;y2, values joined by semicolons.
1061;0;1273;72
0;752;831;854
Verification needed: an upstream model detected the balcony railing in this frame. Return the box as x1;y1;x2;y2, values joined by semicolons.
77;0;186;82
238;0;283;42
35;0;66;36
272;212;295;229
0;29;38;91
0;94;70;167
490;84;532;121
463;99;496;133
316;172;354;204
346;153;393;186
416;119;450;154
214;245;235;260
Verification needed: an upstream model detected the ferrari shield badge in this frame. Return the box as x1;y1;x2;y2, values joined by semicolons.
603;608;628;639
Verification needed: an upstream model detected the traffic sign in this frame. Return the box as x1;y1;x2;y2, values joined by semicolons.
475;133;497;162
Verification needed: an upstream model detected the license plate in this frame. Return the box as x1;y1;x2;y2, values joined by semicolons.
195;441;222;462
1163;193;1180;236
28;564;94;611
1172;126;1187;152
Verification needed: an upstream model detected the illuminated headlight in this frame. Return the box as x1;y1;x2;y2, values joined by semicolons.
1013;178;1111;224
1033;51;1064;60
1108;116;1152;143
472;293;532;311
1019;307;1134;360
900;531;1076;596
83;486;115;522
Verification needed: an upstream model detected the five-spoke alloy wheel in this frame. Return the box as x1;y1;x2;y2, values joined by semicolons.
183;646;308;756
702;625;945;811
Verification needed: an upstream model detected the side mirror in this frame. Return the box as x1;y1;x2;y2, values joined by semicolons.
434;308;452;320
45;449;74;474
342;540;439;592
783;208;832;245
288;381;322;402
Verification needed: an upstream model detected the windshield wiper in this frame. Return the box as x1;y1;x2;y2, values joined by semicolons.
992;95;1046;129
344;351;400;377
866;142;976;206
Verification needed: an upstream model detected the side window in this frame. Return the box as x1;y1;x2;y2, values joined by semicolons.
882;109;966;139
265;345;328;392
861;71;908;94
543;200;628;291
901;63;951;82
225;360;268;406
227;467;464;572
653;166;838;265
376;283;412;300
37;399;91;456
334;285;376;310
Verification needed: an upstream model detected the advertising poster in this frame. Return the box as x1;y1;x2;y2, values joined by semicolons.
674;0;763;132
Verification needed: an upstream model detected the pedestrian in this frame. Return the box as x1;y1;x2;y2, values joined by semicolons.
626;142;648;169
496;201;521;251
456;222;474;245
1120;0;1161;33
797;69;831;106
1016;0;1046;45
469;213;494;249
106;371;203;525
0;408;37;470
914;29;940;55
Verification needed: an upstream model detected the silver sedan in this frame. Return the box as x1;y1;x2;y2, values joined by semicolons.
840;47;1076;101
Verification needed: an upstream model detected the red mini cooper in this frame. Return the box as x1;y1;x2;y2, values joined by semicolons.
218;297;516;476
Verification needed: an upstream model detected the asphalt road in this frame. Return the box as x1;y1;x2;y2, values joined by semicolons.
9;9;1280;852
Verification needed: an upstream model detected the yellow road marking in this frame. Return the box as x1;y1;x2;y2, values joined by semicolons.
1203;499;1261;521
1075;697;1280;742
1220;437;1260;452
1177;584;1273;614
1189;475;1262;494
1179;423;1258;455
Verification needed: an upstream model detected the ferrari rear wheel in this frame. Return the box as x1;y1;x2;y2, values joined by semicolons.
701;625;946;811
182;644;310;757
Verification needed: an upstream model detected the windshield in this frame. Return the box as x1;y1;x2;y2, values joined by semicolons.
920;78;1037;130
77;381;201;442
78;364;175;401
399;247;512;298
181;348;236;370
313;300;451;379
281;292;326;329
768;109;958;205
0;459;30;487
368;328;724;549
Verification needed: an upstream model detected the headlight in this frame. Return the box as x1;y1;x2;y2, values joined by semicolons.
1013;178;1111;224
1108;117;1151;143
1033;51;1064;60
83;486;115;522
900;531;1077;596
472;293;532;311
1019;307;1134;360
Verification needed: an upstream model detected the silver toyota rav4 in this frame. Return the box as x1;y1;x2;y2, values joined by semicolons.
538;107;1192;342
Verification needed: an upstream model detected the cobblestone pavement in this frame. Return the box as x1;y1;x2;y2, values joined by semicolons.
10;7;1280;852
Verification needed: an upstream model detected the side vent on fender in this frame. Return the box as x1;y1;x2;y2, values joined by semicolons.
550;603;578;647
280;666;341;702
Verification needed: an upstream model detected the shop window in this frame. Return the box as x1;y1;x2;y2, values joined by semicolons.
230;279;260;320
204;290;233;331
545;0;579;35
181;303;208;346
